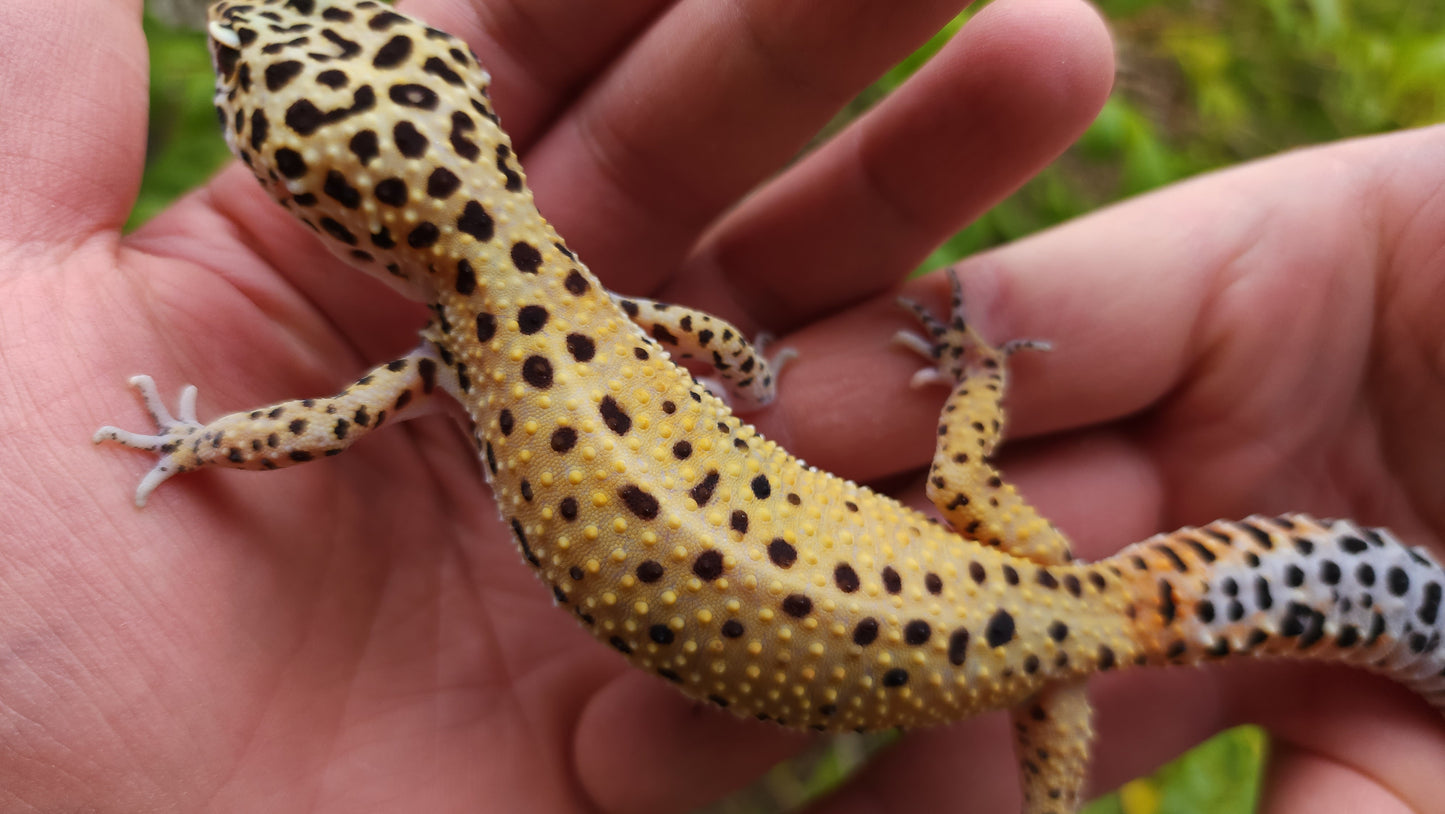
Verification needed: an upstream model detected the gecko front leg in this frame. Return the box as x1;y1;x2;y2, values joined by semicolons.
94;342;447;506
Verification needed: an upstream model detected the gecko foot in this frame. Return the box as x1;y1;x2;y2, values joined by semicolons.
93;375;207;507
892;268;1050;389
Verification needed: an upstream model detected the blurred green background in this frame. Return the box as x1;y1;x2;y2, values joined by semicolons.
136;1;1445;812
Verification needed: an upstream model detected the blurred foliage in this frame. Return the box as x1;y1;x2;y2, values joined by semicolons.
134;0;1442;812
1083;726;1267;814
128;11;231;230
911;0;1445;268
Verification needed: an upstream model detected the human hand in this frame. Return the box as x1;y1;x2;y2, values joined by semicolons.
0;0;1113;812
775;114;1445;814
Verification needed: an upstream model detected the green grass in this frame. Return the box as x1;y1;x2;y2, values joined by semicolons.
133;1;1444;812
129;11;232;231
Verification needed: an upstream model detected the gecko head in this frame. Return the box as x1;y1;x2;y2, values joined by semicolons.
204;0;504;304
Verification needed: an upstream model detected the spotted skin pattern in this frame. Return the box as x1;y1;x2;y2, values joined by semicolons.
92;2;1445;811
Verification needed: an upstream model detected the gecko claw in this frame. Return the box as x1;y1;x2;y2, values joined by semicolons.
94;376;206;506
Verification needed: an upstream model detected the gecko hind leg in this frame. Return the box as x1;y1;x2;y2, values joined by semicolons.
611;292;795;409
898;268;1091;814
894;268;1064;561
94;342;446;507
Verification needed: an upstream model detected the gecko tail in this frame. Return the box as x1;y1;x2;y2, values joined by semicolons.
1111;514;1445;709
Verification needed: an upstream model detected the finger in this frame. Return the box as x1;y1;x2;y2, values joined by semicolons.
807;660;1444;813
518;0;975;295
1260;744;1416;814
1225;662;1445;814
682;0;1115;329
402;0;671;149
0;0;147;247
575;671;809;814
748;132;1418;507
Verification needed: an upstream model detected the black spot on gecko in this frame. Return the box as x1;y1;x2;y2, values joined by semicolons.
564;270;589;295
511;241;542;273
559;497;578;521
264;59;304;91
319;217;356;245
730;511;748;534
348;130;378;164
475;312;496;342
1340;536;1370;554
689;471;719;506
721;619;745;638
517;305;549;335
649;625;674;645
550;427;577;453
693;550;724;580
619;485;660;520
497;409;514;436
1158;580;1178;625
565;333;595;362
522;356;554;389
393;120;427;157
636;560;664;583
834;564;860;593
407;222;439;248
323;170;361;208
671;441;692;460
274;147;308;178
454;259;477;295
768;539;797;568
882;566;902;594
495;145;522;191
948;628;970;665
389;83;439;110
1388;567;1410;596
1420;583;1442;625
368;10;407;30
853;618;879;646
426;166;461;199
458;200;494;241
249;109;269;151
374;177;408;206
423;56;464;86
985;610;1015;647
782;594;812;617
599;396;630;435
319;31;362;60
372;35;412;68
904;620;932;645
882;668;909;688
749;474;770;500
510;518;538;565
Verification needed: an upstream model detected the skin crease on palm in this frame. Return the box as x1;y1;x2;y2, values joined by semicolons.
1;0;1443;810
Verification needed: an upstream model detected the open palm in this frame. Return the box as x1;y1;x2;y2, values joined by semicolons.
3;0;1442;812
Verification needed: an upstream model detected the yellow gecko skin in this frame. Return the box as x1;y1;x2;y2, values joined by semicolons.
93;2;1445;811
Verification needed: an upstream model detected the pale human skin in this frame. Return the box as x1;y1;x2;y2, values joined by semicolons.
2;0;1444;812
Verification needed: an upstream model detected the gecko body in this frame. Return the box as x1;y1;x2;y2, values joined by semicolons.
93;2;1445;811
